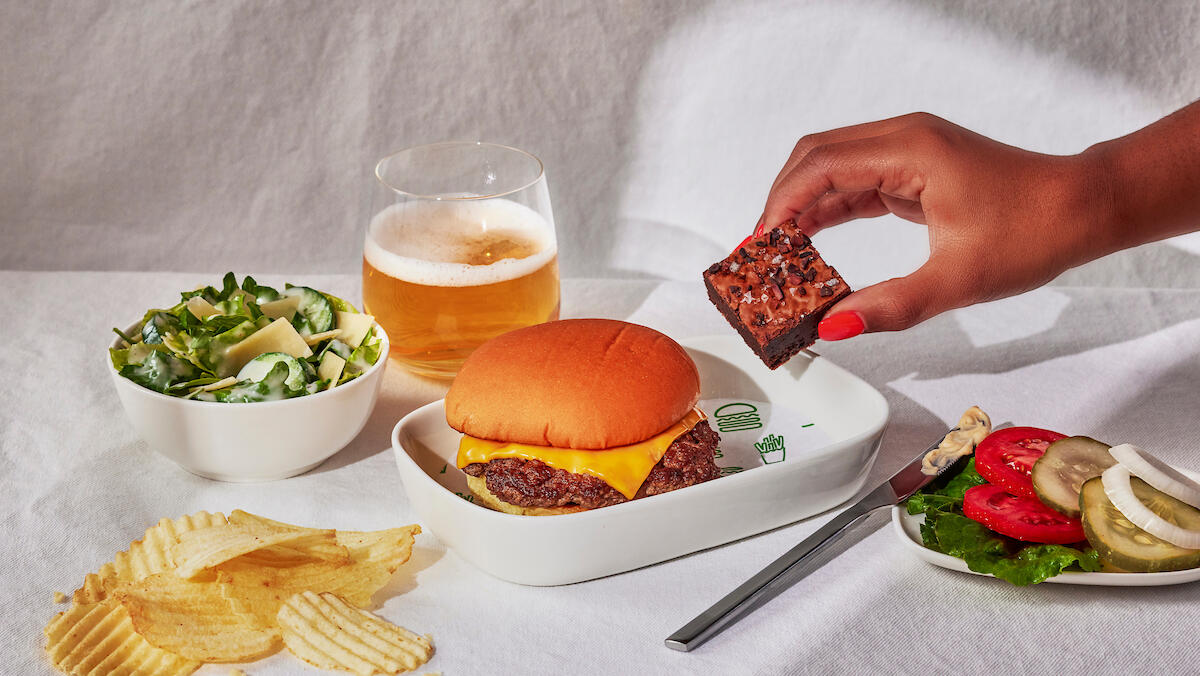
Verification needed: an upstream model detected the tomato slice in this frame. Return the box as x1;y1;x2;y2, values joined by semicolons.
974;426;1066;498
963;484;1085;544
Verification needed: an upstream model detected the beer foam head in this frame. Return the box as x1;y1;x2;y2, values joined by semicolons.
365;199;557;287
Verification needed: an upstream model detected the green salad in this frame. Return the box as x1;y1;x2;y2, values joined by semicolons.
110;273;382;403
906;458;1101;585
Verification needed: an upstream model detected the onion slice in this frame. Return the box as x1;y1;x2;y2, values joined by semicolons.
1110;443;1200;509
1101;465;1200;549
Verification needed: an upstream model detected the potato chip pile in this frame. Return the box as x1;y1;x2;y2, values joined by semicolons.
44;510;432;675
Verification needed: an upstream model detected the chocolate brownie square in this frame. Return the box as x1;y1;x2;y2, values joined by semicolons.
702;220;851;369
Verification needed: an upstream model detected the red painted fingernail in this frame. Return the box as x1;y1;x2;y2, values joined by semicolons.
754;216;766;237
817;312;865;341
733;234;754;253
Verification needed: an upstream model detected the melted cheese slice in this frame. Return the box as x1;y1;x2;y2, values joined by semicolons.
457;409;705;500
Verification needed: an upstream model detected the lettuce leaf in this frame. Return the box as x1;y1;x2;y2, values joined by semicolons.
140;311;181;344
118;348;202;393
240;275;280;302
322;291;359;313
929;512;1100;585
906;458;988;515
906;458;1099;585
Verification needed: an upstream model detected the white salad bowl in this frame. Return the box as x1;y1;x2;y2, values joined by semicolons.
109;322;389;482
391;335;889;586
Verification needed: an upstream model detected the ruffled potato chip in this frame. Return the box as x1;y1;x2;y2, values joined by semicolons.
114;572;280;663
172;524;336;579
218;511;420;626
73;511;228;604
278;591;433;675
44;597;200;676
50;510;425;675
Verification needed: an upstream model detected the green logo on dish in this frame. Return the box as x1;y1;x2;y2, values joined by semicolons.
755;433;786;464
713;402;763;432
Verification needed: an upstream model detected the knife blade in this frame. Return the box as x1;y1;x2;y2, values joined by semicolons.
664;425;969;652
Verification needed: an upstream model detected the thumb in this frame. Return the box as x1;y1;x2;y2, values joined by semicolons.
817;262;961;338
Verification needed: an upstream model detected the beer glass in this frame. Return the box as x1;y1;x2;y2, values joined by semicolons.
363;142;561;379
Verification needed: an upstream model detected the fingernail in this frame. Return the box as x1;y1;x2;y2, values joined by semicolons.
733;234;754;253
754;216;766;237
818;312;865;341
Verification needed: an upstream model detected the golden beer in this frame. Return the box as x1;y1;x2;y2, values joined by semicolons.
363;199;560;378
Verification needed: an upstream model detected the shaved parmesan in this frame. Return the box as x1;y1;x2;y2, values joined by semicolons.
219;318;312;377
200;376;238;391
317;352;346;387
304;329;341;346
335;312;375;348
259;296;302;320
185;296;220;319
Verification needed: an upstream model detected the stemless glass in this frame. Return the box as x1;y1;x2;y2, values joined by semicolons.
362;142;560;379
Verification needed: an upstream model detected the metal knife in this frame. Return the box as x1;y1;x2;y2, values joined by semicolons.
664;427;969;652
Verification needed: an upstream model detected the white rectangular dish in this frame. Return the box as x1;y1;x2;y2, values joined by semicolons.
390;335;889;585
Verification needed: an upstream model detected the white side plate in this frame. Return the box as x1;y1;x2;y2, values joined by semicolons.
891;506;1200;586
391;335;889;586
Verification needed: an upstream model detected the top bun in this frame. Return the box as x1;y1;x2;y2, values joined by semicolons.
445;319;700;449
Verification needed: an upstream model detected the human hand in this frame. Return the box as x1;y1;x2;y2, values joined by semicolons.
758;112;1120;340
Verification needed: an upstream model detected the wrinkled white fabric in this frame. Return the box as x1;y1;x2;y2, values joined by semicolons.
4;272;1199;674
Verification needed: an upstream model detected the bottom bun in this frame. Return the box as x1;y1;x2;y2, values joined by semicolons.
466;475;588;516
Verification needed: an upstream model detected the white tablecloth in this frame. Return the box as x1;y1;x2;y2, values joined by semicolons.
4;272;1200;675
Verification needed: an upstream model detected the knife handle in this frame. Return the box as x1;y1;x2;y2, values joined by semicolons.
664;485;894;652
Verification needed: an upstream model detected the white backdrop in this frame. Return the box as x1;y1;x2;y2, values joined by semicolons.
4;0;1199;289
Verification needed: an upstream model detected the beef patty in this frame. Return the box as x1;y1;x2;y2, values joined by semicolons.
462;419;721;510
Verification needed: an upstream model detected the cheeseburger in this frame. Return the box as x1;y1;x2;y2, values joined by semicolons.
445;319;721;515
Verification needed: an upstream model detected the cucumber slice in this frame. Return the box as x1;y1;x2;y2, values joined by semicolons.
1080;476;1200;572
236;352;307;390
1031;436;1115;518
282;286;335;337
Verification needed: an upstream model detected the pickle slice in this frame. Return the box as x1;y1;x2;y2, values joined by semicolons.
1032;436;1114;518
1080;476;1200;573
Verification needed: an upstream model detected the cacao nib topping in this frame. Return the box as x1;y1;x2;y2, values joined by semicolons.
702;218;850;369
704;219;848;345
